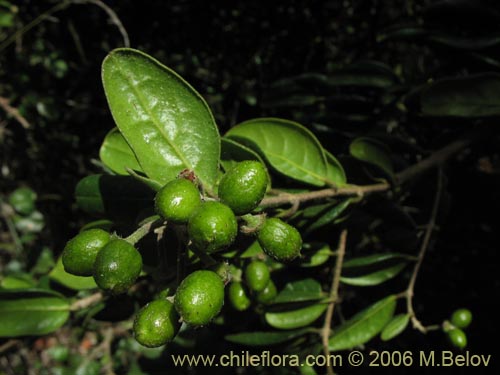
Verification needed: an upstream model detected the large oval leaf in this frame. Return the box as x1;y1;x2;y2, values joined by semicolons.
0;289;70;337
265;303;327;330
99;128;142;175
226;118;328;186
329;295;396;351
220;138;267;173
102;48;220;194
225;328;309;346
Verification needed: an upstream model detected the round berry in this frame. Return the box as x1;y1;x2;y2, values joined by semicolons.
257;218;302;262
133;299;180;348
218;160;268;215
451;308;472;329
447;328;467;350
62;229;111;276
244;260;270;293
228;282;251;311
93;239;142;294
174;270;224;326
155;178;201;223
187;201;238;253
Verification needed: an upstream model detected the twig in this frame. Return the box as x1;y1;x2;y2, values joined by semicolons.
405;168;444;333
0;96;31;129
72;0;130;47
259;135;472;208
321;230;347;375
70;291;104;311
124;218;163;245
0;339;20;354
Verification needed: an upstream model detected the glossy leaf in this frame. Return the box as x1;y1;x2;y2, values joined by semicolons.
343;253;415;268
340;263;408;286
381;313;410;341
49;257;98;291
329;295;396;351
0;289;70;337
102;48;220;194
273;278;324;304
99;128;142;175
349;137;394;179
419;73;500;117
75;174;155;221
220;137;266;173
225;328;309;346
325;150;347;186
226;118;328;186
266;303;327;330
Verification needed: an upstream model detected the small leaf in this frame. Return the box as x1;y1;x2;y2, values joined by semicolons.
0;289;70;337
221;240;263;259
75;174;155;221
340;263;408;286
418;73;500;117
304;198;353;235
102;48;220;194
273;278;324;304
225;328;309;346
298;243;333;268
0;275;36;289
226;118;328;186
266;303;327;330
220;138;267;173
329;295;396;351
49;257;98;291
343;253;415;268
349;137;394;179
99;128;142;175
381;313;410;341
324;150;347;187
80;219;114;232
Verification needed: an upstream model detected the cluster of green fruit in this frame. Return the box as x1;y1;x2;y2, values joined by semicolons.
61;160;302;347
445;308;473;350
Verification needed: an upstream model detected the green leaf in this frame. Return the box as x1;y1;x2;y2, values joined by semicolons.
298;243;333;268
340;263;408;286
0;289;70;337
343;253;415;268
0;275;36;289
325;150;347;186
80;219;114;232
266;303;327;330
221;240;264;259
102;48;220;194
220;137;267;173
349;137;394;180
380;313;410;341
303;198;353;235
225;328;309;346
49;257;98;291
418;73;500;117
329;295;397;351
75;174;155;221
99;128;142;175
273;278;324;304
226;118;328;186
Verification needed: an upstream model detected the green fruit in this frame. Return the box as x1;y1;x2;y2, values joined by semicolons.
244;260;270;293
93;239;142;294
62;229;111;276
218;160;268;215
174;270;225;326
187;201;238;253
255;279;277;305
228;282;251;311
451;308;472;329
155;178;201;223
257;218;302;262
447;328;467;350
133;299;180;347
8;187;37;215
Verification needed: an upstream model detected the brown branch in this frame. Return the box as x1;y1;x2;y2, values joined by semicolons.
70;291;104;311
405;168;444;333
260;135;472;208
321;230;347;375
0;96;31;129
